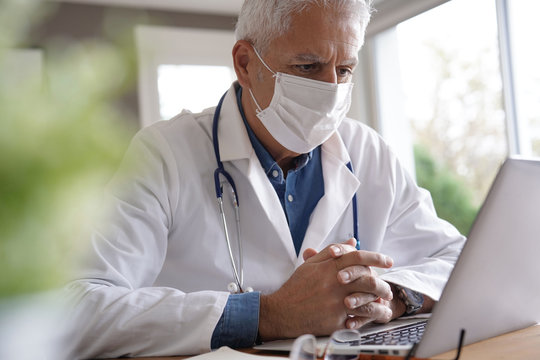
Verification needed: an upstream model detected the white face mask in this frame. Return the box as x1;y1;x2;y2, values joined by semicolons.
248;48;354;154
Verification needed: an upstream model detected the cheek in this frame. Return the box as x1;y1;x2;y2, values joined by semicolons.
253;73;276;108
338;74;353;84
256;68;265;82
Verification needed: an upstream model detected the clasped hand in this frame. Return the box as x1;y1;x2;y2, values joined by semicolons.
259;239;396;341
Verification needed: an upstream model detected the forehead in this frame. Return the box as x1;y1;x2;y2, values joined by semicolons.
268;5;363;61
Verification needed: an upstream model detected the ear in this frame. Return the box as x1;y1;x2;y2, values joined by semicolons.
232;40;254;88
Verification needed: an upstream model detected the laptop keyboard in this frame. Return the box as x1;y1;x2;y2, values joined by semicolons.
360;320;428;345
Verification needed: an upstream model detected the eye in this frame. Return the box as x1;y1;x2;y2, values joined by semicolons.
295;64;317;73
338;67;354;77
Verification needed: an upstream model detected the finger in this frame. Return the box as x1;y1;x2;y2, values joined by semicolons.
346;275;393;301
349;301;393;323
344;238;357;248
338;265;385;286
372;298;394;324
337;264;374;285
334;250;393;270
344;316;373;330
302;248;318;261
304;238;358;263
344;293;379;309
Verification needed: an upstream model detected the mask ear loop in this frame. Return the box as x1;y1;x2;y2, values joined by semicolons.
248;46;277;114
252;46;277;77
248;88;263;114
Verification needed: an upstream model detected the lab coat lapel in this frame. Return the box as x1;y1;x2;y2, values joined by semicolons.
217;84;297;263
243;154;297;263
295;132;360;268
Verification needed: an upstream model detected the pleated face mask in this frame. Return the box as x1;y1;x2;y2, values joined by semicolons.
248;47;354;154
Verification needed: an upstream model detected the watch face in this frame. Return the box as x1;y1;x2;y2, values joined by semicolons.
398;286;424;314
407;289;424;304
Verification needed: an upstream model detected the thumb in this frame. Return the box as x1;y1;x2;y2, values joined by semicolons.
302;248;318;261
304;238;358;263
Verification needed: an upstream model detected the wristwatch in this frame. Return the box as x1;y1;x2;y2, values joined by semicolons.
393;284;424;316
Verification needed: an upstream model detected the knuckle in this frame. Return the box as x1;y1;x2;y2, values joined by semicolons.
354;251;364;262
375;253;386;264
362;303;374;316
367;275;378;289
341;244;355;253
385;283;392;296
349;265;363;278
381;308;392;323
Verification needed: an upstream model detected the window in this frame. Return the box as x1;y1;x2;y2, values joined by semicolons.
136;25;237;127
370;0;507;234
157;64;235;119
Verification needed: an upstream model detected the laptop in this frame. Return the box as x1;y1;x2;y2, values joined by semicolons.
256;157;540;358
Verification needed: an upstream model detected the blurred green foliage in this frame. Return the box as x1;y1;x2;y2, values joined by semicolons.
414;144;479;236
0;0;134;297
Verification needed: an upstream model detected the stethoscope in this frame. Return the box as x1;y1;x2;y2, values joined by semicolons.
212;91;359;294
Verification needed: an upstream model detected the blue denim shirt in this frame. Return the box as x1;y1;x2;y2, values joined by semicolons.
211;86;325;349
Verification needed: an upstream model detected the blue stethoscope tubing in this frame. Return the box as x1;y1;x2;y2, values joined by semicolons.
212;91;359;293
213;92;246;294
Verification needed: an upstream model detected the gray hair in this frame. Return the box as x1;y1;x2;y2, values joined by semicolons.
235;0;373;54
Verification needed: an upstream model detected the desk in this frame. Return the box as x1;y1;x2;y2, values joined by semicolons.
431;324;540;360
138;324;540;360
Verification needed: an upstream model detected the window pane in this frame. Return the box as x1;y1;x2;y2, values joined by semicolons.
396;0;506;235
157;64;236;120
508;1;540;156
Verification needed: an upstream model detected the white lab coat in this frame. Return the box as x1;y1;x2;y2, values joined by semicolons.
67;82;465;358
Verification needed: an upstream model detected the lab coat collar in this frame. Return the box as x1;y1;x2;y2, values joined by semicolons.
217;82;253;162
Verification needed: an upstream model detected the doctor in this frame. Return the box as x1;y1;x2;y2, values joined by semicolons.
68;0;465;358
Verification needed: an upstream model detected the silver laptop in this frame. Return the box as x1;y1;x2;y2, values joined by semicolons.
256;157;540;358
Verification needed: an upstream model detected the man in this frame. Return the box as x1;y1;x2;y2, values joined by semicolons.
68;0;465;358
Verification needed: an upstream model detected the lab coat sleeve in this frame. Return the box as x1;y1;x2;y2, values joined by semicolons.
378;149;466;301
66;128;229;358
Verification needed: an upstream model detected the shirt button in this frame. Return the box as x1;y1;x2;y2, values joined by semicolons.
272;170;279;178
287;194;294;203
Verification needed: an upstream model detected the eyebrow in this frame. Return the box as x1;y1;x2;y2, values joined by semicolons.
292;53;358;67
293;53;325;63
